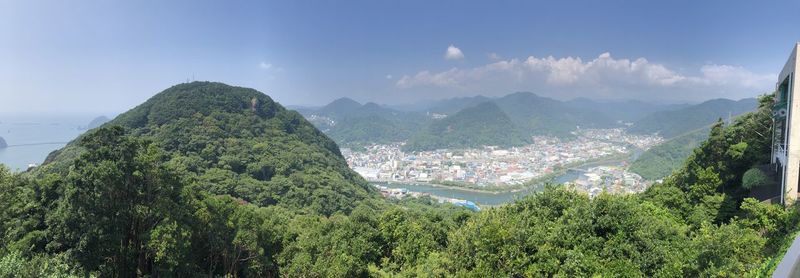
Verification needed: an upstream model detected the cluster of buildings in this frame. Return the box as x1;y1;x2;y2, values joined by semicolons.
343;128;662;188
373;184;481;211
569;166;649;197
578;128;664;149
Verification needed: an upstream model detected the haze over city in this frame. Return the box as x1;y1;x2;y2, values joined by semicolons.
2;0;799;115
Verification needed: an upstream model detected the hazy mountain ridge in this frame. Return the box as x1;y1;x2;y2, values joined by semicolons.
301;93;759;151
564;98;690;122
302;98;430;145
404;101;529;151
628;98;758;138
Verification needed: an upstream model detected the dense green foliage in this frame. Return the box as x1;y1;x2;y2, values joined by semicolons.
37;82;374;215
630;128;709;180
629;98;757;138
1;87;797;277
403;102;530;151
743;168;770;189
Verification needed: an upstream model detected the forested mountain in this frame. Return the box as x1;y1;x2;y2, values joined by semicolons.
38;82;375;215
304;99;429;145
403;102;530;151
493;92;616;137
564;98;689;122
316;97;362;118
629;128;710;180
423;95;493;115
0;136;6;148
0;89;797;277
628;98;758;138
304;92;751;150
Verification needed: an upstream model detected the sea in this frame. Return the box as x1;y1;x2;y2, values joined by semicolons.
0;114;98;172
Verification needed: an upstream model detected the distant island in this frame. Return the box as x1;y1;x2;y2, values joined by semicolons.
79;116;110;130
0;136;6;148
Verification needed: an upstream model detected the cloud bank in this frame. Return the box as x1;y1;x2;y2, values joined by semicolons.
396;52;773;101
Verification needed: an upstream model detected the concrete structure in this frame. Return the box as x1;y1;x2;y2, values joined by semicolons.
772;43;800;206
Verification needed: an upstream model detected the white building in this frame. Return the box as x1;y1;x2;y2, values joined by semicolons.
772;42;800;206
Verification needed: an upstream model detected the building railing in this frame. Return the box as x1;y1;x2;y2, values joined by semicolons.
773;233;800;277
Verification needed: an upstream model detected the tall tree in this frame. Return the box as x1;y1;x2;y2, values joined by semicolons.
48;126;188;276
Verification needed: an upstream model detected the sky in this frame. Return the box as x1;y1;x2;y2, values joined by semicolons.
1;0;799;115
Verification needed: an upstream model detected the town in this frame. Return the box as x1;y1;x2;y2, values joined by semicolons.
343;128;663;195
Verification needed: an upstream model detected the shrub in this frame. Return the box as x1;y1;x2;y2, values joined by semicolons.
742;168;769;189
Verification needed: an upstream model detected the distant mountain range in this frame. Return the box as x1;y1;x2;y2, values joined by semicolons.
404;102;529;151
628;98;758;138
564;98;690;122
299;92;759;151
79;116;110;130
302;98;429;144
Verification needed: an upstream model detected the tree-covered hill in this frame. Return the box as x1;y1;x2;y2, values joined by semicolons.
308;99;430;145
629;127;710;180
2;90;797;277
628;98;757;138
493;92;617;137
403;101;530;151
37;81;375;215
423;95;493;115
316;97;362;118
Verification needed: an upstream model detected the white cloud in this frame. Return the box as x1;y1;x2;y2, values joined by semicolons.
696;64;773;89
444;45;464;60
396;52;774;101
488;52;502;61
386;74;393;79
259;61;284;72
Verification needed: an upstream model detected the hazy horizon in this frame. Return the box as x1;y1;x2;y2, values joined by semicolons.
2;1;798;114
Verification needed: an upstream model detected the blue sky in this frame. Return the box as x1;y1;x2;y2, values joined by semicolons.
1;0;799;114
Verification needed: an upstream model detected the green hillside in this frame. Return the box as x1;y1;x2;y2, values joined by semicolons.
629;98;757;138
629;127;710;180
403;101;530;151
493;92;616;137
327;114;417;144
316;97;362;118
2;91;798;277
308;100;429;145
37;82;374;215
